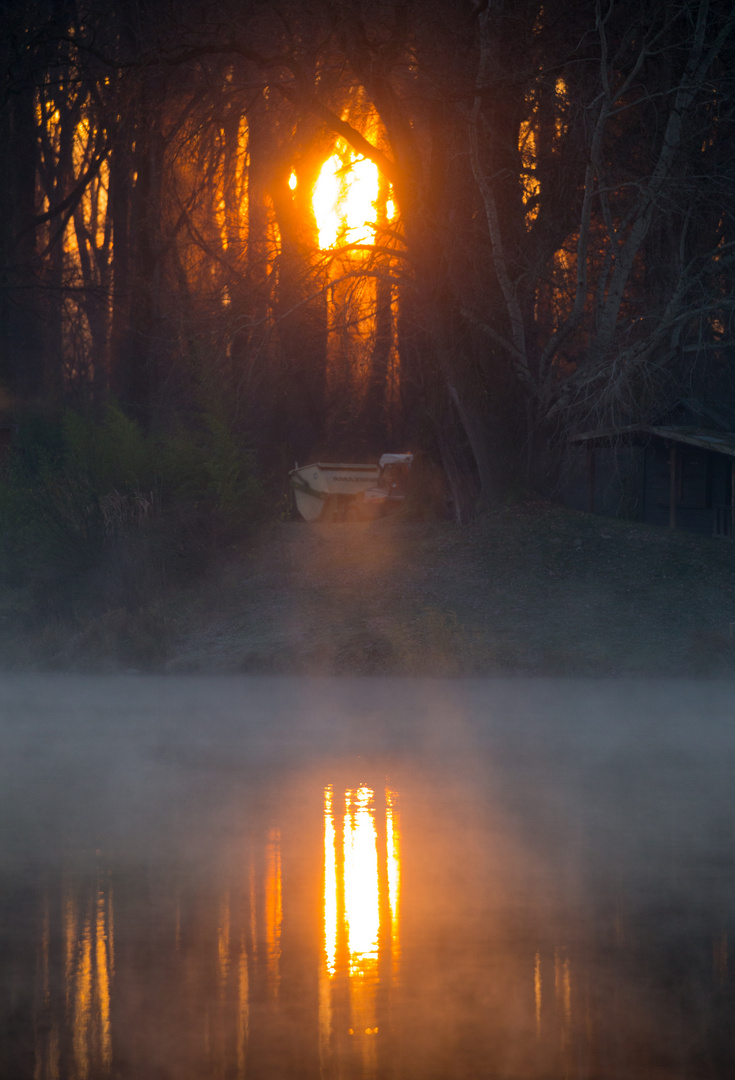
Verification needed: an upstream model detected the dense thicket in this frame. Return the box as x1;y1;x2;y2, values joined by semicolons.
1;0;734;520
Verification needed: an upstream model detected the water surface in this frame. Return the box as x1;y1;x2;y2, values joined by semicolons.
1;676;734;1079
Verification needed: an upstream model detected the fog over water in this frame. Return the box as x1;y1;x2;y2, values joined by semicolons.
1;675;734;1079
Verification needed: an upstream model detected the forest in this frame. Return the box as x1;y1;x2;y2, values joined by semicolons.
1;0;734;540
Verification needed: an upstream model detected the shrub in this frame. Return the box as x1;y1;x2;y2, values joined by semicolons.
0;405;262;610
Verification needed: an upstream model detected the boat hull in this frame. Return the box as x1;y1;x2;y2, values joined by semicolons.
289;463;380;521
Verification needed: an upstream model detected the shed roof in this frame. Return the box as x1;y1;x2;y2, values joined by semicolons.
570;424;735;458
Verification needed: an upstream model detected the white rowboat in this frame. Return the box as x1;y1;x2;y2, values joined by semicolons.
289;462;380;521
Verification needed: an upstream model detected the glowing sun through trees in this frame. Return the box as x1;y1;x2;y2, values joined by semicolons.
311;143;383;250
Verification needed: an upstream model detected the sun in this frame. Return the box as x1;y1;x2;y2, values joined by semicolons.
312;143;381;250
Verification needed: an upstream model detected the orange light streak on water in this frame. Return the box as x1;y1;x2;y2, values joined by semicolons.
386;788;401;967
324;786;338;976
343;787;380;972
218;892;231;998
237;937;249;1080
249;857;257;961
74;917;92;1080
534;951;542;1037
265;829;282;996
555;947;572;1045
321;784;400;1076
96;891;112;1068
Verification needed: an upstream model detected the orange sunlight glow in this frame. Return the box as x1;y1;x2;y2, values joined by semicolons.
321;784;394;1077
323;784;401;980
386;788;400;967
343;786;380;971
265;829;282;996
519;119;540;228
313;144;380;249
324;786;338;976
96;891;112;1068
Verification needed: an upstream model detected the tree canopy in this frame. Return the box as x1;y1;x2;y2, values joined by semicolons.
2;0;734;516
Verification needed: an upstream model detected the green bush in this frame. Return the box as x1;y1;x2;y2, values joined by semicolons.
0;405;262;606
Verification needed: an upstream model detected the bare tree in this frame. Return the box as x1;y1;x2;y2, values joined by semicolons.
469;0;735;444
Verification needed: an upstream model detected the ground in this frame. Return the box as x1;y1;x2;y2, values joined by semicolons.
3;503;734;675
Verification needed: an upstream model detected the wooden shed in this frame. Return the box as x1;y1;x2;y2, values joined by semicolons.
566;400;735;538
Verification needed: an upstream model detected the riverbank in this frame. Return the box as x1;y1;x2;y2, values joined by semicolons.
3;503;735;675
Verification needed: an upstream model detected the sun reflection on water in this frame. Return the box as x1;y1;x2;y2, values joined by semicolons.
534;950;542;1037
343;786;380;972
386;788;400;969
95;891;112;1069
321;783;401;1076
265;828;282;997
53;883;114;1080
18;769;723;1080
324;786;338;976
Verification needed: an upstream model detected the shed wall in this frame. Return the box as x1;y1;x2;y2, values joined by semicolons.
642;443;731;537
564;439;733;537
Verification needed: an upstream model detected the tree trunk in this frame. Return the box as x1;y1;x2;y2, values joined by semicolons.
270;173;328;462
0;80;43;402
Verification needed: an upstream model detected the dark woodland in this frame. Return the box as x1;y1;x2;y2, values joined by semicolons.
1;0;734;540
